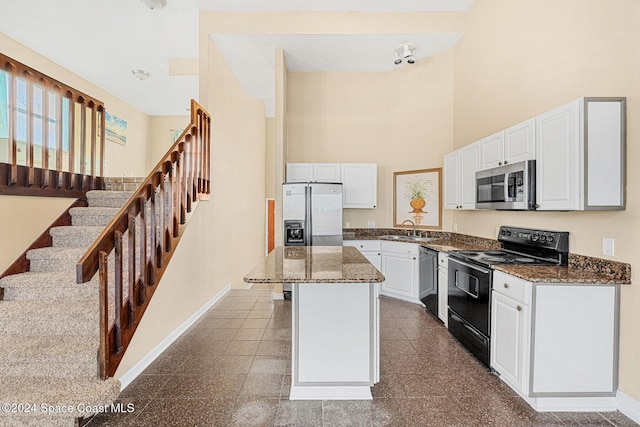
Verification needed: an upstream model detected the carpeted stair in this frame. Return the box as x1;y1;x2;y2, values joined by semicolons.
0;190;133;426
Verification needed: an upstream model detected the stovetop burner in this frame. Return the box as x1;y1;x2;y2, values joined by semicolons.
448;226;570;268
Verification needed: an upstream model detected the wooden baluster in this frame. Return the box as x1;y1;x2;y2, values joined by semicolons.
128;206;136;326
55;89;63;188
114;230;123;353
173;152;181;232
138;196;147;305
98;250;109;380
183;140;190;218
79;99;87;189
68;95;75;189
25;71;34;187
99;107;106;177
166;167;176;239
7;64;17;185
90;103;97;181
155;185;164;268
42;80;50;188
163;174;171;252
147;184;156;285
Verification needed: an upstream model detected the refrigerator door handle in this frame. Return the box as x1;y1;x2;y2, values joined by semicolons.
306;185;312;246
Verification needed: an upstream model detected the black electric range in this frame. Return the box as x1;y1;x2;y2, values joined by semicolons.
446;226;569;368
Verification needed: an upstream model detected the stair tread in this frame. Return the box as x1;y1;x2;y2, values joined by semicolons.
0;334;96;358
0;299;97;317
26;247;87;260
0;271;77;286
86;190;134;197
49;225;104;234
69;207;120;214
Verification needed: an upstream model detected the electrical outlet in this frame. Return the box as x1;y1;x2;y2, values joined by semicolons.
345;221;351;228
453;222;458;232
367;221;375;229
495;227;500;237
602;238;615;256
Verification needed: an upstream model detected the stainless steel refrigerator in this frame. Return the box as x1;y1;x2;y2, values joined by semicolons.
283;182;343;247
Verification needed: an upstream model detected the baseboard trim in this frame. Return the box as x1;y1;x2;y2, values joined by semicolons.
118;283;231;390
617;390;640;424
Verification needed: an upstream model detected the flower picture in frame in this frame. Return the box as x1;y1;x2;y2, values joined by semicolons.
393;168;442;229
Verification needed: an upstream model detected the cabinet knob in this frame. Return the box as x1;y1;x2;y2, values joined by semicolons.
504;160;508;164
413;257;416;260
378;253;380;256
503;283;509;289
517;305;522;311
498;162;503;165
360;245;364;248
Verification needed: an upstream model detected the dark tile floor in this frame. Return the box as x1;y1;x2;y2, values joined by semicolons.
88;288;637;427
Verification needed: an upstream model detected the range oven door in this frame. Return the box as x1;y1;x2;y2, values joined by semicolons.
447;257;492;337
447;257;492;367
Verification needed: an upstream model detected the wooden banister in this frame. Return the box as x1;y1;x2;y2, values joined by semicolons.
0;52;105;197
76;99;211;379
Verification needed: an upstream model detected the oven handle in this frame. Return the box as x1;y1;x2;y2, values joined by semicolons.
454;273;479;299
450;258;491;274
504;172;511;201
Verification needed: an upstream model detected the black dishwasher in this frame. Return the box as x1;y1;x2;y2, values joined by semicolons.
419;247;438;318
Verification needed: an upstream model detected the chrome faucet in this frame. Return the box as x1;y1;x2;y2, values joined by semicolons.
401;219;419;236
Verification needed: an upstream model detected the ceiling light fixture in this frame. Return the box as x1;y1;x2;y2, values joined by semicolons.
394;42;416;65
140;0;167;10
131;69;151;80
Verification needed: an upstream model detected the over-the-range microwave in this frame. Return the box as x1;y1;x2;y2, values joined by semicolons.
475;160;536;210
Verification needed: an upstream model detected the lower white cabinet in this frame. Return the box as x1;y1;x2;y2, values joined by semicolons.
491;270;619;411
437;252;448;326
343;240;381;271
380;241;423;305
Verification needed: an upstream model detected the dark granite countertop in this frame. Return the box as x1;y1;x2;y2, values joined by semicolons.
244;246;385;284
343;228;631;285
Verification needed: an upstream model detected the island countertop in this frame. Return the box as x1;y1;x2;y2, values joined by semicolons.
243;246;385;284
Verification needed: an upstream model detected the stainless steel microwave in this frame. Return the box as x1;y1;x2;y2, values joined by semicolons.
475;160;536;210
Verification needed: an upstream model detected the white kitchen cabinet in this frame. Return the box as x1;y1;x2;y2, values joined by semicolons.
286;163;341;183
286;162;377;209
479;119;535;171
343;240;381;271
341;163;377;209
443;143;480;210
380;241;422;305
536;97;626;211
437;252;448;326
490;270;619;411
286;163;314;182
491;287;530;393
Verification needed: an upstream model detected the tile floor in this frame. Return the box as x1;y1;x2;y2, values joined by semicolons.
88;288;637;426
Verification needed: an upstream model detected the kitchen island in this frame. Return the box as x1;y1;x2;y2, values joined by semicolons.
244;246;385;400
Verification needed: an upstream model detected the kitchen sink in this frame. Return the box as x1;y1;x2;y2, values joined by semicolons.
383;235;440;243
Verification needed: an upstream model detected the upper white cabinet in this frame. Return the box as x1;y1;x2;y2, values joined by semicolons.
286;163;314;182
479;119;535;171
536;97;626;211
286;163;341;183
444;142;480;210
286;162;377;209
341;163;377;209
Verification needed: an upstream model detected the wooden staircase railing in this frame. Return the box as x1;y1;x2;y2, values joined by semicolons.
76;99;211;379
0;53;105;197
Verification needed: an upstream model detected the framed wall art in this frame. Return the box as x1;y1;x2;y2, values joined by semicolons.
393;168;442;230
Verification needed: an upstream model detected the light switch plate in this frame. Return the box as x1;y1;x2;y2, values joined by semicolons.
345;221;351;228
367;221;375;228
602;238;615;256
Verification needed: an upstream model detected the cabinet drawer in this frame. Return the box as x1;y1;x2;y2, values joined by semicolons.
438;252;448;268
380;240;419;255
344;240;381;252
492;271;531;304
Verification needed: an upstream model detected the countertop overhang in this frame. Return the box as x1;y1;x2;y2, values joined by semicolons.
243;246;385;284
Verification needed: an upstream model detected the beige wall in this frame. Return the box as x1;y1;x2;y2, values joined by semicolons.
452;0;640;400
0;196;75;272
117;32;267;377
287;49;455;228
147;115;190;170
0;32;150;177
